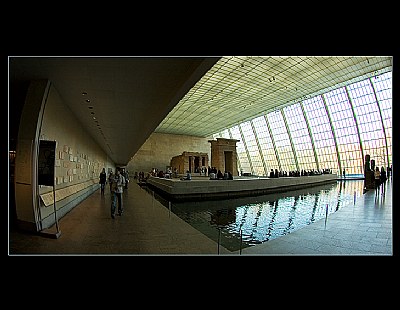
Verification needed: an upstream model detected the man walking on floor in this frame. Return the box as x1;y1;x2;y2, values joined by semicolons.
110;168;125;219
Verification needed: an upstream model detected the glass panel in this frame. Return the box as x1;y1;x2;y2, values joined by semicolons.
240;121;265;176
303;96;339;174
283;103;317;172
371;71;392;171
211;71;392;178
324;87;363;175
347;79;385;171
230;125;251;175
267;111;296;172
252;115;279;174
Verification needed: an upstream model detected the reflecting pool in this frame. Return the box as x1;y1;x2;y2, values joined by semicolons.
145;180;365;252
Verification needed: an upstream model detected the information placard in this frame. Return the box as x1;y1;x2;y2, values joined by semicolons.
38;140;56;186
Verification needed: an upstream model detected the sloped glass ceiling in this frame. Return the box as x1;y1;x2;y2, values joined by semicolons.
155;56;392;138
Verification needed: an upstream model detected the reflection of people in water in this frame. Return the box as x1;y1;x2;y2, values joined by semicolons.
210;208;236;226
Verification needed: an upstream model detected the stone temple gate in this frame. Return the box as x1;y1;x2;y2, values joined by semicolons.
208;138;239;176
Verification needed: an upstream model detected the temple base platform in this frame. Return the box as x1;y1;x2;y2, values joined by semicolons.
146;174;338;201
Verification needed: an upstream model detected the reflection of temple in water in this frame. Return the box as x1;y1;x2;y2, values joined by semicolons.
170;151;209;174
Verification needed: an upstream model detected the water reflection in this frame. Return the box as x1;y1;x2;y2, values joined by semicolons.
146;180;365;252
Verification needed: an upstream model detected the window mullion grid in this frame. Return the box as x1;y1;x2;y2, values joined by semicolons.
264;114;282;172
344;85;365;175
251;119;268;176
281;109;299;172
300;101;319;171
321;94;342;175
369;77;390;170
228;128;242;175
238;124;254;175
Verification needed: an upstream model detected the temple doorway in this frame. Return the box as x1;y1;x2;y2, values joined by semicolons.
224;151;233;173
209;138;239;176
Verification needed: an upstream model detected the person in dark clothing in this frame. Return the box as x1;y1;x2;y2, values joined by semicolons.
380;166;387;193
270;169;274;178
110;168;125;218
99;168;107;195
374;166;381;194
121;168;129;189
108;171;114;192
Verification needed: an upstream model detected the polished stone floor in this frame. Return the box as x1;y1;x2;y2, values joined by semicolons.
8;177;393;256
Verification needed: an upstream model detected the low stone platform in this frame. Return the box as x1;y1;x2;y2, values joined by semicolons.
146;174;338;201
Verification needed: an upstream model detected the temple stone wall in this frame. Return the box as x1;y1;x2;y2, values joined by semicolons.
209;138;239;176
171;151;209;174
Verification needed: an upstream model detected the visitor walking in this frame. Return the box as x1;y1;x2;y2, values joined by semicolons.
110;168;125;219
99;168;107;195
380;166;387;194
108;170;114;192
374;166;381;194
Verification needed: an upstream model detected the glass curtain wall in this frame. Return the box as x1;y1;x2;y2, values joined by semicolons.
213;71;392;177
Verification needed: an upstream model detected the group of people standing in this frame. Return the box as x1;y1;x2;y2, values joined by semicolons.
99;167;129;219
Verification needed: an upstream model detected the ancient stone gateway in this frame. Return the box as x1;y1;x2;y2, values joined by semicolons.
208;138;239;176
